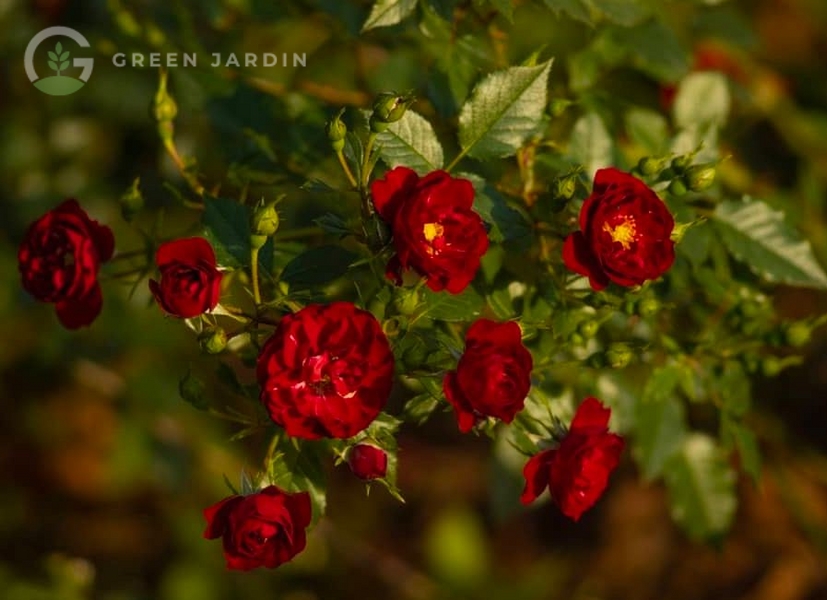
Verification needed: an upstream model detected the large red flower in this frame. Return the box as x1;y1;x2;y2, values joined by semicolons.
371;167;489;294
149;237;222;318
521;397;624;521
256;302;394;439
443;319;533;432
18;199;114;329
563;168;675;291
203;485;311;571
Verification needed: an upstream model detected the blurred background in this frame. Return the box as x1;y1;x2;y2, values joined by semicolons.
1;0;826;598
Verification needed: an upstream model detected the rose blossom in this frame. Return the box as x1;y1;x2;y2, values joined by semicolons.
563;168;675;291
203;485;311;571
443;319;533;432
18;199;114;329
256;302;394;439
149;237;222;318
371;167;489;294
521;397;624;521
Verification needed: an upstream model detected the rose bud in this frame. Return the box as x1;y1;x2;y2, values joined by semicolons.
347;444;388;480
256;302;394;439
325;107;347;152
149;237;223;318
120;177;144;222
369;92;415;132
371;167;489;294
521;397;624;521
562;168;675;291
252;200;280;237
443;319;533;432
18;199;114;329
685;165;716;192
203;485;311;571
199;327;228;355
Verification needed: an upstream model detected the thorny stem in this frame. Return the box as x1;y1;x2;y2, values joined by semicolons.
250;246;262;305
337;150;358;188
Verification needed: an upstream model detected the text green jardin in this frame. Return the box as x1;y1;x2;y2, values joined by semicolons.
112;52;307;68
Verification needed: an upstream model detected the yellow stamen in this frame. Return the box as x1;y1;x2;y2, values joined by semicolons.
602;218;637;250
423;222;444;243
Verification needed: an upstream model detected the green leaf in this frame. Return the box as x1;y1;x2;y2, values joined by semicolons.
664;434;737;541
59;61;69;71
375;110;445;174
203;195;272;270
586;0;650;26
59;51;69;61
634;395;686;480
643;364;686;403
461;172;533;246
721;417;761;484
457;59;553;160
712;198;827;289
486;0;514;21
402;393;442;425
625;108;669;155
48;51;57;61
569;112;613;177
614;19;689;82
314;212;354;237
55;41;62;54
674;72;730;129
419;286;485;321
362;0;418;31
714;361;751;417
48;60;58;71
542;0;591;23
268;437;327;524
280;245;357;287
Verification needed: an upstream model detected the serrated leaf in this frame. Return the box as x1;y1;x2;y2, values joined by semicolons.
203;196;273;272
402;393;442;425
712;198;827;289
458;59;552;160
674;72;730;129
569;112;613;177
314;212;353;237
375;110;444;174
48;60;58;71
268;437;327;524
362;0;417;31
280;245;357;287
634;395;686;480
419;286;485;321
586;0;650;26
664;434;737;541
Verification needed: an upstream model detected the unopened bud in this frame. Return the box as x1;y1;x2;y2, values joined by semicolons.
553;174;577;200
637;297;660;319
326;108;347;152
348;444;388;480
179;370;208;410
199;327;228;354
369;92;415;132
252;200;280;237
637;156;668;176
578;319;599;339
685;165;716;192
152;70;177;124
120;177;144;222
606;343;633;369
668;178;687;196
670;155;693;172
784;321;812;348
549;98;573;117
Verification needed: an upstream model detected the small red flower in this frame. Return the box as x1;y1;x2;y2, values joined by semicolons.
256;302;394;440
347;444;388;480
149;237;222;318
563;168;675;291
443;319;533;432
521;397;624;521
203;485;311;571
371;167;489;294
18;199;114;329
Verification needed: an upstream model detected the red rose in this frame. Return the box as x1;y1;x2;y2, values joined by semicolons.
520;397;624;521
149;238;222;318
18;199;114;329
371;167;489;294
203;485;311;571
563;168;675;291
256;302;394;439
347;444;388;480
443;319;533;432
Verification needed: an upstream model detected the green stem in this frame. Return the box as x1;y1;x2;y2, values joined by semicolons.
251;246;262;305
361;133;377;189
337;150;358;188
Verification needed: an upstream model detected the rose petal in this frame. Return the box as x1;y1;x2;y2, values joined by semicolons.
203;495;243;540
371;166;418;223
156;237;217;269
570;397;612;432
562;232;609;291
520;449;554;505
55;283;103;329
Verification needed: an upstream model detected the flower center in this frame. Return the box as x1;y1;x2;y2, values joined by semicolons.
602;217;637;250
422;222;445;256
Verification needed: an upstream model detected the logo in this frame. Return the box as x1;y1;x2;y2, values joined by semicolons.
25;26;94;96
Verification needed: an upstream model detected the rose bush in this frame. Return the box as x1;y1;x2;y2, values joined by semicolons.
149;237;223;318
562;168;675;291
18;199;114;329
371;167;489;294
443;319;533;432
203;485;311;571
521;398;625;521
256;302;394;440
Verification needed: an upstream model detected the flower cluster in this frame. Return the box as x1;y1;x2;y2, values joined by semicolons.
17;160;676;571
